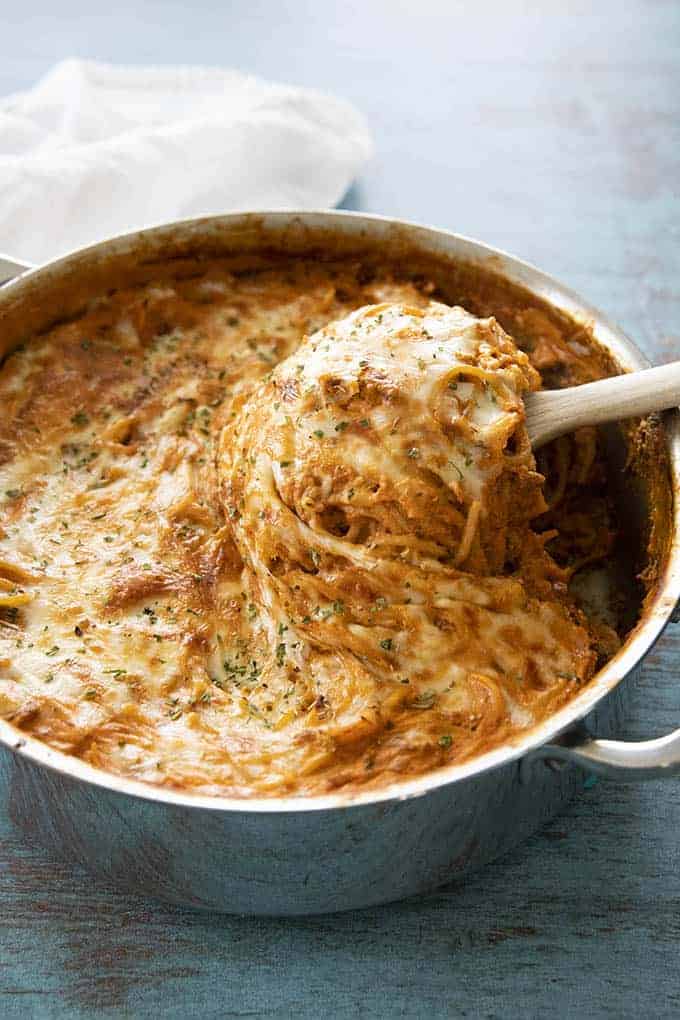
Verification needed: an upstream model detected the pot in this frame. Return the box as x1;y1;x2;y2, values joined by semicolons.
0;211;679;916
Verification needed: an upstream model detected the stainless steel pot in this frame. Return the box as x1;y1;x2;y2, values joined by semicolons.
1;211;679;916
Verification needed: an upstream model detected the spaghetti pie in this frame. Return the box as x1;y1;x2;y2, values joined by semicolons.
0;258;620;796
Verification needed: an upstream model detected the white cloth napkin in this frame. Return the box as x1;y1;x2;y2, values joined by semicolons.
0;59;373;265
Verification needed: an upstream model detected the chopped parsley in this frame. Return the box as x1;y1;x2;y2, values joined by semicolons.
246;702;272;728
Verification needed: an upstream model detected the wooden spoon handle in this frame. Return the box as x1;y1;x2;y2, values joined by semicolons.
525;359;680;449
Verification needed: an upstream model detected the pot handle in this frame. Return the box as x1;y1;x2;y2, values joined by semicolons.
522;723;680;782
0;253;34;285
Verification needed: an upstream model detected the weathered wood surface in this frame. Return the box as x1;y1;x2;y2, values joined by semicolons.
1;1;679;1016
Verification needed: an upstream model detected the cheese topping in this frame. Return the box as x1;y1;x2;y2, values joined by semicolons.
0;260;619;796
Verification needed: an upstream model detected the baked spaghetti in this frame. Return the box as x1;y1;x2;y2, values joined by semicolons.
0;258;623;796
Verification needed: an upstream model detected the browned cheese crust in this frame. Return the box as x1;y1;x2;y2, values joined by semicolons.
0;259;624;796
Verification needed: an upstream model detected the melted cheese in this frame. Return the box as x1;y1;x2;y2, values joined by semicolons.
0;260;618;797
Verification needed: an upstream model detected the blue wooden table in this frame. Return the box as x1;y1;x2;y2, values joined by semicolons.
1;2;679;1016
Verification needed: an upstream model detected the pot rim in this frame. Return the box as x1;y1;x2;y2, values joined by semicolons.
1;208;678;814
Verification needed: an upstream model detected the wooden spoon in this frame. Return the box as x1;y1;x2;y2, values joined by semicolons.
524;361;680;449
